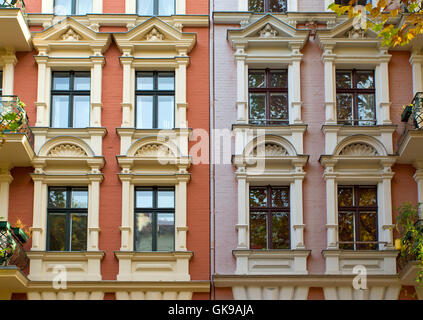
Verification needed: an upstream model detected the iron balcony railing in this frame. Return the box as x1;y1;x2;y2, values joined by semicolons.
0;95;34;148
0;221;29;270
397;219;423;271
401;92;423;130
0;0;27;22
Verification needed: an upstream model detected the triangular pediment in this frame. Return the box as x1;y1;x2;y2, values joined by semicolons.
113;17;197;54
32;17;111;53
228;14;309;49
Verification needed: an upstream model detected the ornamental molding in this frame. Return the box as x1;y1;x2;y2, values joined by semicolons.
47;144;88;157
61;28;82;41
146;27;165;41
135;144;174;157
259;24;278;38
339;143;378;156
252;143;288;156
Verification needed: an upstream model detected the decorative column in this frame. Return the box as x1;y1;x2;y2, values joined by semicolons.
175;176;189;251
90;54;104;128
30;173;47;251
119;174;132;251
324;164;338;249
120;52;134;128
414;161;423;219
379;164;395;250
34;54;49;127
175;0;186;14
235;45;248;124
288;44;303;124
1;51;17;96
322;47;337;125
0;167;12;221
376;52;392;125
87;174;102;251
291;166;305;249
175;55;189;129
235;167;248;249
410;52;423;95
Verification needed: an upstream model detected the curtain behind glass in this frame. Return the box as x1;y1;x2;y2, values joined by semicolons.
138;0;154;15
76;0;92;14
54;0;72;15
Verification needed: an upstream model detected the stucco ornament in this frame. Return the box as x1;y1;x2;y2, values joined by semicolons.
339;143;378;156
259;24;278;38
48;144;87;157
61;28;82;41
135;144;173;157
146;28;165;41
252;143;288;156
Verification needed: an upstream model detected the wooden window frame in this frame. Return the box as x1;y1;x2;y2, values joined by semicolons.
134;186;175;252
47;186;88;252
338;185;379;250
50;71;91;128
336;69;376;126
249;185;290;249
248;68;289;126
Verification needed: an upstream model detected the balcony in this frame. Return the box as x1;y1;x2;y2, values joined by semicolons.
0;95;35;167
0;0;31;52
397;92;423;164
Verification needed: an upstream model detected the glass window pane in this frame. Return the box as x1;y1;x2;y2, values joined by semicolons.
76;0;92;14
357;94;375;125
54;0;72;15
53;74;70;90
158;190;174;208
71;214;87;251
336;71;352;89
270;71;287;88
359;212;378;250
137;96;154;129
157;213;174;251
74;74;90;90
338;187;353;207
250;188;267;207
272;188;289;208
339;211;355;250
249;93;266;125
271;212;290;249
136;190;154;208
48;214;66;251
73;96;90;128
138;0;154;15
71;189;88;208
269;0;287;12
158;96;174;129
269;93;288;123
358;187;377;207
249;72;265;88
159;0;175;15
248;0;264;12
356;71;374;89
337;93;353;125
135;213;153;251
137;73;154;90
52;95;70;128
250;212;267;249
158;74;175;91
48;188;67;208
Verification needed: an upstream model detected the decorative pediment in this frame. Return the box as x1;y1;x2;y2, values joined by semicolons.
339;143;378;156
251;144;288;156
227;14;309;50
47;144;88;157
113;17;196;55
135;144;174;157
32;17;111;54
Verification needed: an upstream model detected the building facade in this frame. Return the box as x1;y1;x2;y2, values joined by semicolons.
0;0;422;300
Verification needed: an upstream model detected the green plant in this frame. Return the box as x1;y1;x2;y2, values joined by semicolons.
396;202;423;283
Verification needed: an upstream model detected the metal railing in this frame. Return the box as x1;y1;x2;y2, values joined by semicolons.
0;0;27;22
401;92;423;129
0;95;34;148
397;219;423;271
0;222;29;270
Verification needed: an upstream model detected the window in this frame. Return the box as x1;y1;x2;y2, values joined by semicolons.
248;0;287;12
248;69;288;125
336;69;376;126
136;72;175;129
0;71;2;96
338;186;378;250
51;71;90;128
54;0;92;15
249;186;290;249
47;187;88;251
137;0;175;15
335;0;369;5
134;187;175;251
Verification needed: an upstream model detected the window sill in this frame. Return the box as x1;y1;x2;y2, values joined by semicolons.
114;251;193;281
